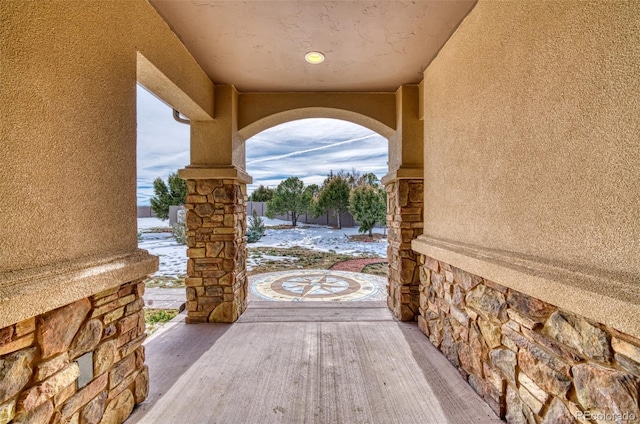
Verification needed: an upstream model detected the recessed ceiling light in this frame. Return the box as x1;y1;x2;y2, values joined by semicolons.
305;51;325;64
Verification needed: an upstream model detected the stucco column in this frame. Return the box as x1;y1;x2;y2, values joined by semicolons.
383;174;424;321
179;83;252;323
383;84;424;321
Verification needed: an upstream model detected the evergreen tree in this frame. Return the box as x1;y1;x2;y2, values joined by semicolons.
336;168;361;189
349;183;387;237
265;177;313;227
304;183;320;203
246;210;266;243
249;185;274;202
357;172;380;187
149;172;186;220
315;176;351;229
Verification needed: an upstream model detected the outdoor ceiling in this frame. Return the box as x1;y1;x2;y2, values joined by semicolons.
149;0;477;92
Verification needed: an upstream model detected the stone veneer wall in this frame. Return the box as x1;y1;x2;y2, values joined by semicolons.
417;255;640;423
184;179;248;323
0;279;148;424
385;179;423;321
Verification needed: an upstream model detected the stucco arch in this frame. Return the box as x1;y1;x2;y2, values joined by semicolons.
238;107;395;142
237;92;397;141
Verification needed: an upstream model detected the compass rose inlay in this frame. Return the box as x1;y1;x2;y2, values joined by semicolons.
250;270;383;302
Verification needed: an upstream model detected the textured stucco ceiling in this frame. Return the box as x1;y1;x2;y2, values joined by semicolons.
149;0;476;92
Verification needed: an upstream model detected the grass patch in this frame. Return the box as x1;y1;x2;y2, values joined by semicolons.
145;308;179;335
145;275;186;289
247;246;377;276
348;233;386;242
361;262;388;277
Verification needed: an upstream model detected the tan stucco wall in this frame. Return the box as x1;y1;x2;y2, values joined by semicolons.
191;86;238;168
0;1;212;274
421;0;640;281
387;85;423;174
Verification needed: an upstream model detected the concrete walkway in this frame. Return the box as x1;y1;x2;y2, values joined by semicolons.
144;287;185;310
129;302;501;424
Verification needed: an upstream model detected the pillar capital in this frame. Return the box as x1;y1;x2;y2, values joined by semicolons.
178;166;252;184
381;166;423;185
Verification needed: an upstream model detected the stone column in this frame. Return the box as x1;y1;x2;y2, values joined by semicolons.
384;177;424;321
383;84;424;321
183;179;248;323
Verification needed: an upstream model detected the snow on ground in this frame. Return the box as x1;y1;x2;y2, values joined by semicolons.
138;218;186;278
251;218;387;257
137;217;170;230
246;254;299;271
138;217;387;278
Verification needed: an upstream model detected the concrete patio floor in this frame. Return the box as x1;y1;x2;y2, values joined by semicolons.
129;301;500;424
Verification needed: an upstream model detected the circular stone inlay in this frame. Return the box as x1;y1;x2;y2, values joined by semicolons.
250;270;382;302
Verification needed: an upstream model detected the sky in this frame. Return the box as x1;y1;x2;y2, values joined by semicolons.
136;85;388;205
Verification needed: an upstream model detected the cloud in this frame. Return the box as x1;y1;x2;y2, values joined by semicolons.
245;118;388;193
136;85;190;205
136;86;389;203
246;134;378;165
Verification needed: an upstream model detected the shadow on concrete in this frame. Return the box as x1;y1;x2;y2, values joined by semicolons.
128;313;231;422
129;303;500;423
396;321;501;424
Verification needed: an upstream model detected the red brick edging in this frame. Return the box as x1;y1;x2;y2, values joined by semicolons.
329;258;388;273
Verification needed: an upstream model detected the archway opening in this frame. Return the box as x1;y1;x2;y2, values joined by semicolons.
244;118;390;304
136;83;190;331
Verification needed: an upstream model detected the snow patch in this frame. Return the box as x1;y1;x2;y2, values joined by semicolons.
138;217;170;231
138;217;387;278
250;218;387;257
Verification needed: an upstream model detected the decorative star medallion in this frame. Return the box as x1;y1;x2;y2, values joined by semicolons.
251;270;382;302
281;274;351;297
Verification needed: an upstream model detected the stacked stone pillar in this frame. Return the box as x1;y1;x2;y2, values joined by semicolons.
183;179;248;323
384;178;424;321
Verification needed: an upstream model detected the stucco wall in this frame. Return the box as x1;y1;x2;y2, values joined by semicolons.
0;2;212;273
421;0;640;280
388;85;423;173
